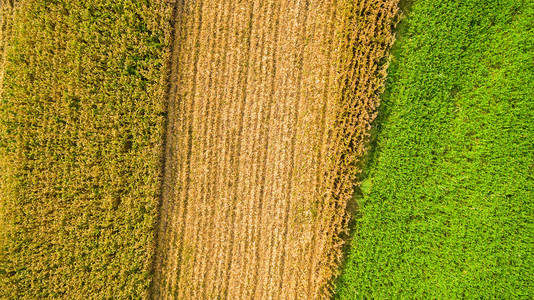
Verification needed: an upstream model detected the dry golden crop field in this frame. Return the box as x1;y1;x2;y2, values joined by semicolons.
151;0;400;298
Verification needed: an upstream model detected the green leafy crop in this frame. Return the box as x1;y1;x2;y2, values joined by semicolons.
336;0;534;298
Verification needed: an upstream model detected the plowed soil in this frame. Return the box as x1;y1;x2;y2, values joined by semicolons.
151;0;399;298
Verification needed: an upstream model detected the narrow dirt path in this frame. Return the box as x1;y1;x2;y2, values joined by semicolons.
151;0;400;299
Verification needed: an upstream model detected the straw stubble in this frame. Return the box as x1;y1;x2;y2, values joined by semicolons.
152;0;400;298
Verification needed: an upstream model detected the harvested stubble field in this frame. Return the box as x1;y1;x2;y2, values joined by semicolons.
152;0;399;298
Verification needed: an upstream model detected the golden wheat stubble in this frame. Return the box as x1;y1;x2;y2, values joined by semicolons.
152;0;400;298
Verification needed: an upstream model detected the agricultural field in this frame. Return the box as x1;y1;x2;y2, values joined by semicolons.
151;0;399;298
1;0;400;298
335;0;534;298
0;0;174;297
1;0;532;299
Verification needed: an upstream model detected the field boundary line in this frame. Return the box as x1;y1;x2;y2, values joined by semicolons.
147;0;182;298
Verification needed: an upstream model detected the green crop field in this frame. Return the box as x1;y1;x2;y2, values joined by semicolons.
335;0;533;298
0;1;173;297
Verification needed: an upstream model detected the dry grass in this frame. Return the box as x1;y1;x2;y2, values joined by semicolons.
152;0;400;298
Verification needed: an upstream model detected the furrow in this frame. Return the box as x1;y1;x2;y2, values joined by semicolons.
237;0;271;297
278;0;310;297
221;0;258;297
306;0;338;296
150;0;184;297
244;0;274;296
225;0;258;297
194;0;234;297
288;1;331;297
185;0;225;297
263;0;296;297
208;0;247;295
250;1;282;298
173;0;205;297
153;0;199;297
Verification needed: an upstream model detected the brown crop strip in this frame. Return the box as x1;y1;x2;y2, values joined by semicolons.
151;0;400;298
